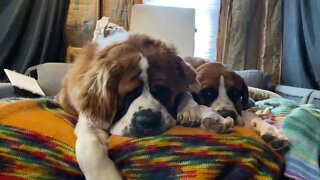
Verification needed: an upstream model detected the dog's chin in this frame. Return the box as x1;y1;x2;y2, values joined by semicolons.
128;127;165;138
110;122;170;138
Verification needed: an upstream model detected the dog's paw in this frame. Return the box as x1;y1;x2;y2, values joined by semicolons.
200;112;234;134
177;105;208;127
260;125;289;152
178;105;234;133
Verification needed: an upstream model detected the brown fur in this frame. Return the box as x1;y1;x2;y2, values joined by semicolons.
183;57;249;114
56;34;197;128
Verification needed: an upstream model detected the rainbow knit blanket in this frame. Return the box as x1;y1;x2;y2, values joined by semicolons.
256;98;320;180
0;98;84;179
108;129;283;179
0;98;284;179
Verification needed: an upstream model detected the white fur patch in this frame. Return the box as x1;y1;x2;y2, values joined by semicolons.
92;67;109;99
210;76;237;111
68;84;81;112
210;76;243;125
75;112;122;180
139;54;150;88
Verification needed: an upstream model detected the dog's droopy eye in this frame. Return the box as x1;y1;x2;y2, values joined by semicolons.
228;88;241;102
150;85;171;107
128;85;144;100
114;85;143;122
200;88;218;106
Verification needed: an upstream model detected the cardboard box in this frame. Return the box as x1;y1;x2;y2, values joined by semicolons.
65;0;142;47
65;0;99;47
102;0;142;30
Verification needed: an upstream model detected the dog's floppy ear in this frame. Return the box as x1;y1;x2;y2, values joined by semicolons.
240;77;249;107
175;56;200;92
79;60;121;126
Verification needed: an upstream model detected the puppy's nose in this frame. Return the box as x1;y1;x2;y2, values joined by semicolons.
132;109;162;129
217;110;237;120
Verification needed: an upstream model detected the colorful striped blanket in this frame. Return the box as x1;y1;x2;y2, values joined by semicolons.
0;98;84;179
255;98;320;180
108;128;283;179
0;98;285;179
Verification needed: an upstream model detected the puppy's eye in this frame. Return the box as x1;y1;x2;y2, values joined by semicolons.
114;85;143;122
200;88;218;106
201;88;218;99
150;85;171;107
130;86;143;98
228;88;241;102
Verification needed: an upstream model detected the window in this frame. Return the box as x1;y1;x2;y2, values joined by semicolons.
144;0;220;60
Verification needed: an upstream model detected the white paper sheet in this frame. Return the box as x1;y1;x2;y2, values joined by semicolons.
4;69;45;96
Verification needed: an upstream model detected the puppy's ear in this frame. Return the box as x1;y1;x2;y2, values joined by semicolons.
240;77;249;107
79;60;121;126
183;56;208;70
175;56;200;92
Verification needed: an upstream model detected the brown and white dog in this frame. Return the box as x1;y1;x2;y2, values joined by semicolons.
56;32;197;180
177;57;289;151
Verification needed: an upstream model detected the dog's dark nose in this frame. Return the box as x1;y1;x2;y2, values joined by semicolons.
217;110;237;120
132;109;162;129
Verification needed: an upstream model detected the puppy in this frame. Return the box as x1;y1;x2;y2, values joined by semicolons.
177;57;289;152
56;32;197;180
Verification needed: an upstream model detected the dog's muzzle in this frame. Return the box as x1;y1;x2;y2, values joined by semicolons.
131;109;164;137
217;110;237;121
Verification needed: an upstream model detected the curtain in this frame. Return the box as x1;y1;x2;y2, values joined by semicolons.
282;0;320;89
0;0;70;81
216;0;282;83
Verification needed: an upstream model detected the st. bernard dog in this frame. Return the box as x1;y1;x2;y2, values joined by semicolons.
177;57;289;152
56;32;197;180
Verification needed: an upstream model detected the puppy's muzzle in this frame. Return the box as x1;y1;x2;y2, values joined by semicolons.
217;110;237;121
132;109;163;136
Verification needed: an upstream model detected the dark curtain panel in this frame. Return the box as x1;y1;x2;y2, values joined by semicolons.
217;0;282;83
0;0;70;81
282;0;320;89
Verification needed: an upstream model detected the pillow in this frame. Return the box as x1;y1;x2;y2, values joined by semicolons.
236;70;273;90
0;83;15;98
25;63;73;96
248;86;282;101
